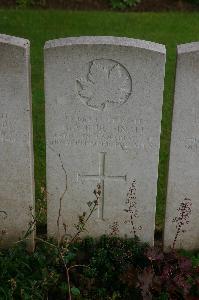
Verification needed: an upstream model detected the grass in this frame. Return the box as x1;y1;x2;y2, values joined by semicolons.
0;10;199;229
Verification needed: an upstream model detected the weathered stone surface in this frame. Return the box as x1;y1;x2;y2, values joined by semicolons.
45;36;166;245
0;34;34;248
164;43;199;251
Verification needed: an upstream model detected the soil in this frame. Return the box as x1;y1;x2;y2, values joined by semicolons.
0;0;198;11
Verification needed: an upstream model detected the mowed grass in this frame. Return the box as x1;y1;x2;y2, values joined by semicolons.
0;10;199;229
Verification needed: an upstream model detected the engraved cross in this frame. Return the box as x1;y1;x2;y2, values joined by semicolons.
78;152;127;220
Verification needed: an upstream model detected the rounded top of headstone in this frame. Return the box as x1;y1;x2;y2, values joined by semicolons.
0;34;29;48
178;42;199;55
44;36;166;54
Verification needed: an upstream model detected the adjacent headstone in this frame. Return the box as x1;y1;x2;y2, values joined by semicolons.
164;43;199;251
45;36;166;245
0;34;34;249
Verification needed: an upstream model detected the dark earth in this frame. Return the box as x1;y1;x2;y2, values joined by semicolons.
0;0;198;11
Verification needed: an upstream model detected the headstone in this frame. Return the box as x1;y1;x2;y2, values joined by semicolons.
45;36;166;245
164;43;199;251
0;34;34;249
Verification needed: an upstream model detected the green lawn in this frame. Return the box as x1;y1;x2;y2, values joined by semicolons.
0;10;198;229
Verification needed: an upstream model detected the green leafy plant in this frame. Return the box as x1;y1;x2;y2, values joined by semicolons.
0;182;100;299
108;0;141;9
0;236;198;299
77;235;148;299
0;241;62;299
1;184;198;299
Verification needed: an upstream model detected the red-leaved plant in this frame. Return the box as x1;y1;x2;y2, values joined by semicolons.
137;247;199;299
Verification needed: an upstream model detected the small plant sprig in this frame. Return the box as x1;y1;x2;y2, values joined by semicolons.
109;221;119;236
124;180;141;237
22;206;36;241
172;197;192;249
70;183;100;244
58;184;100;300
35;184;100;300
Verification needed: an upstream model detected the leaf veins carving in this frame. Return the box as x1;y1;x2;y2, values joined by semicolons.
76;59;132;111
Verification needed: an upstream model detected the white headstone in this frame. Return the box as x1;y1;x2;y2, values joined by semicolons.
0;34;34;249
164;43;199;251
45;36;165;245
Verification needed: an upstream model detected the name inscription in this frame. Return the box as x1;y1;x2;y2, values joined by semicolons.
47;114;155;151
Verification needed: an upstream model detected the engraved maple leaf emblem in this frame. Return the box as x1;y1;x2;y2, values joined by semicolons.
76;59;132;111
